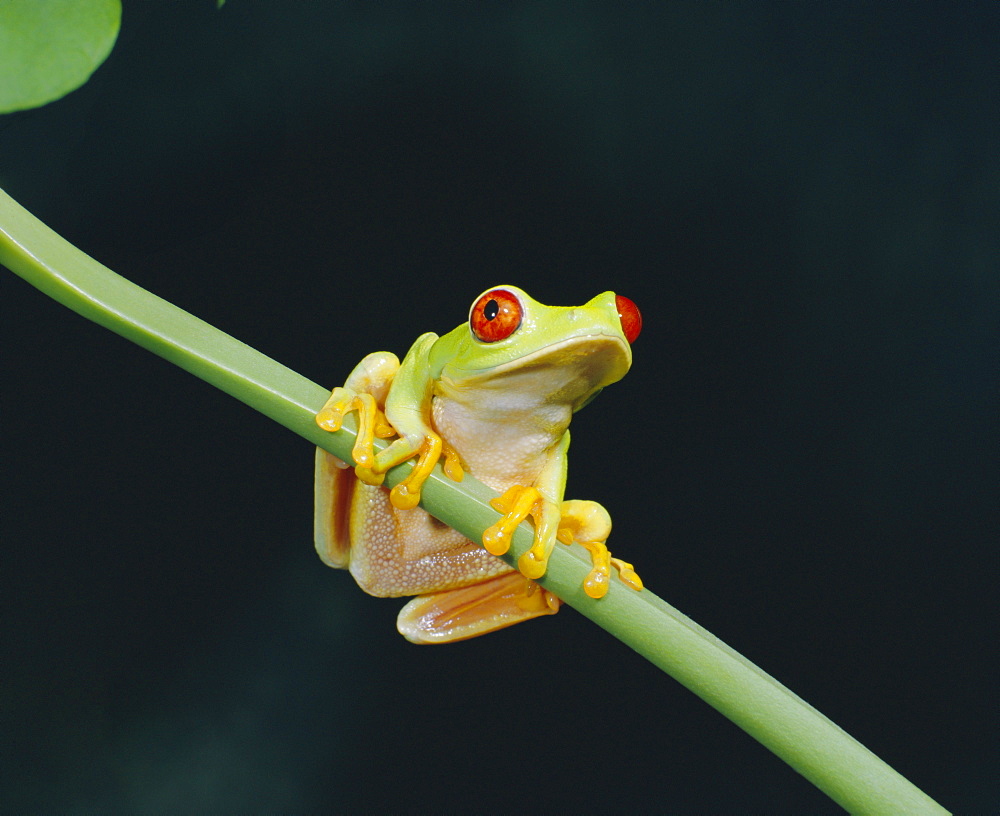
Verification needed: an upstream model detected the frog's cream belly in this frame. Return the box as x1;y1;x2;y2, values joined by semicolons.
347;481;512;597
431;395;565;492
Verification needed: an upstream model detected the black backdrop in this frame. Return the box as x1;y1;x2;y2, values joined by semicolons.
3;3;996;812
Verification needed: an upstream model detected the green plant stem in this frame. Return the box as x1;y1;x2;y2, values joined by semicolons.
1;188;949;815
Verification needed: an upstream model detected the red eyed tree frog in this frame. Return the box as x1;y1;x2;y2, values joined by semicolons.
314;286;643;643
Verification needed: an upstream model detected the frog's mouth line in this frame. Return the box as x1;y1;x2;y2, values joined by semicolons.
453;331;631;379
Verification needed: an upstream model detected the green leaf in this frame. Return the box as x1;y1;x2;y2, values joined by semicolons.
0;0;121;114
0;187;950;816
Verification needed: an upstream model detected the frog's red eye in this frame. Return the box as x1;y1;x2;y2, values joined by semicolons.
470;289;522;342
615;295;642;344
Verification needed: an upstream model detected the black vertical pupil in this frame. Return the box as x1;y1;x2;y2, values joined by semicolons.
484;299;500;321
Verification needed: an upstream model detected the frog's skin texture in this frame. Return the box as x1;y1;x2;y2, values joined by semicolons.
314;285;643;643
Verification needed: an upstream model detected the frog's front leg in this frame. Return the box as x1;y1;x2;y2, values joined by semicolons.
483;484;561;578
482;432;570;580
316;337;463;507
373;333;464;509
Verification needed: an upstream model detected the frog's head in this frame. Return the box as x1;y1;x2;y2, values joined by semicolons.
431;285;641;411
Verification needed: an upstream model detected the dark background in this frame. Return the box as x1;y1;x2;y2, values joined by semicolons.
2;2;996;812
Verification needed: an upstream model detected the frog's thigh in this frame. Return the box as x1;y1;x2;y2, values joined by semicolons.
397;572;561;644
344;351;399;403
348;482;512;597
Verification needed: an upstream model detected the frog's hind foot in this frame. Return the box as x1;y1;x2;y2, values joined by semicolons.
315;352;400;482
572;541;642;598
396;572;561;644
558;499;643;599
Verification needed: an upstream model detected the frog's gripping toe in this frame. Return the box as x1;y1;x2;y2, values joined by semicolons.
611;557;643;592
387;432;444;510
483;485;537;557
315;388;392;478
315;388;353;432
483;485;559;583
572;541;645;599
396;572;561;644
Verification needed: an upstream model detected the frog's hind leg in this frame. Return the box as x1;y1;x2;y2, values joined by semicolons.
315;352;401;566
558;500;643;598
396;572;561;644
